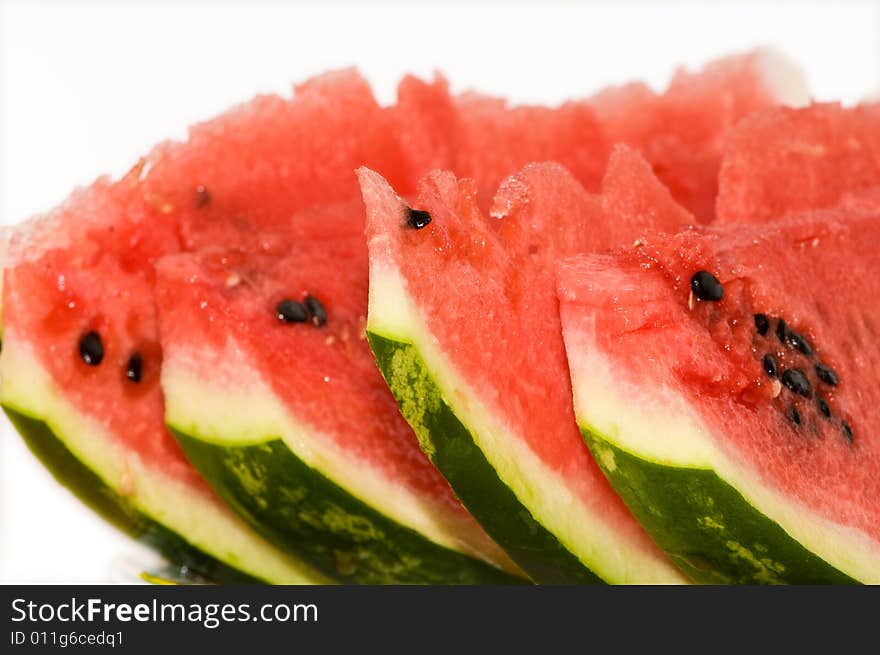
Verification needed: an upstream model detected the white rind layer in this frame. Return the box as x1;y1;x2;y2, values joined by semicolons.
160;331;515;572
0;331;322;584
367;252;687;584
565;316;880;584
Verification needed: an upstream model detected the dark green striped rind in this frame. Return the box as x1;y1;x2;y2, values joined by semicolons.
171;427;524;585
3;406;259;584
368;331;603;584
580;426;856;584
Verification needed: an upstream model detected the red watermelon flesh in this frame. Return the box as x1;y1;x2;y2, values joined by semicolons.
557;197;880;579
392;50;804;221
587;49;807;221
140;71;410;253
3;71;408;270
154;203;462;509
392;74;608;204
716;102;880;223
360;146;697;582
3;174;194;479
4;70;409;480
403;147;692;475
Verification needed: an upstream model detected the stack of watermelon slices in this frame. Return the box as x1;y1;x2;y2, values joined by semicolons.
1;71;521;584
364;100;880;584
7;49;879;584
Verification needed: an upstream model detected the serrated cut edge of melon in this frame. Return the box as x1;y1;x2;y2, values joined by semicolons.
368;256;688;585
160;334;515;574
0;333;322;585
564;316;880;584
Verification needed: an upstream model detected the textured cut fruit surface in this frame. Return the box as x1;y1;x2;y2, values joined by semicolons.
155;207;462;507
558;201;880;549
3;71;408;479
717;103;880;223
589;50;806;220
393;50;801;221
372;148;691;482
361;147;695;582
6;253;194;486
393;74;608;202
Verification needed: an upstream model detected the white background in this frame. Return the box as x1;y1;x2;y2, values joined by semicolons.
1;1;878;583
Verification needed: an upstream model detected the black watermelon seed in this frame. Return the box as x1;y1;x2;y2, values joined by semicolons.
842;421;854;444
781;368;811;398
762;353;778;379
817;396;831;418
754;313;770;336
126;352;143;383
775;318;788;344
785;329;814;356
79;331;104;366
195;185;211;208
815;363;839;386
689;271;724;302
790;406;801;426
406;207;432;230
276;299;308;324
305;295;328;327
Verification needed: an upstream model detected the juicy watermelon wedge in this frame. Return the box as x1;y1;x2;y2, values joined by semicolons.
155;205;521;584
1;262;326;584
360;148;695;584
558;199;880;583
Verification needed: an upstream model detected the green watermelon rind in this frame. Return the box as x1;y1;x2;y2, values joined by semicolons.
169;426;527;585
362;169;688;585
367;332;604;584
363;247;688;584
579;424;856;584
562;312;876;583
0;337;329;585
2;406;260;584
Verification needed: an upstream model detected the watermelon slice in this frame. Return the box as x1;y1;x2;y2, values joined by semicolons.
558;197;880;583
360;148;695;584
716;102;880;223
155;207;520;583
0;201;325;584
0;70;414;583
